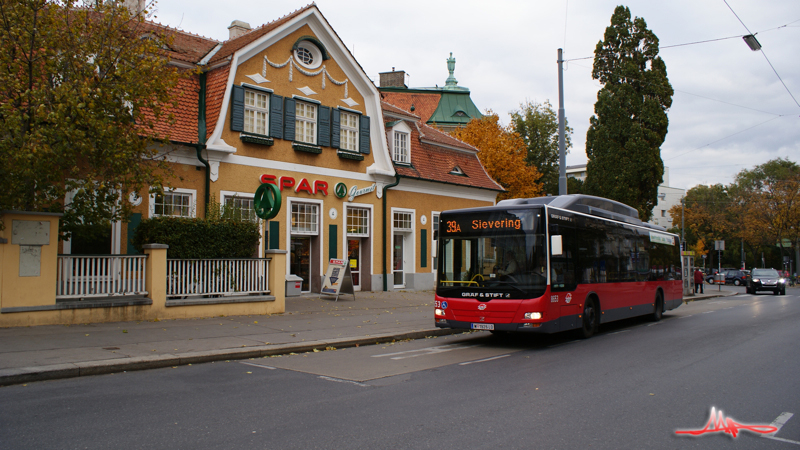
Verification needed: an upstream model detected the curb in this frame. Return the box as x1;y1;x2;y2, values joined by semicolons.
0;327;466;387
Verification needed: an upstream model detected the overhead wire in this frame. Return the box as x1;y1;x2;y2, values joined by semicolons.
723;0;800;109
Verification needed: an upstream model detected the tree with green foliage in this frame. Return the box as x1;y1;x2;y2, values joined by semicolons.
669;184;732;270
584;5;673;222
0;0;185;238
510;100;572;196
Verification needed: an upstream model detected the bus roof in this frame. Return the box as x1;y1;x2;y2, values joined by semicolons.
449;194;668;232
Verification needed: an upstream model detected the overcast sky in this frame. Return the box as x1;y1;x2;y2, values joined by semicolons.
152;0;800;192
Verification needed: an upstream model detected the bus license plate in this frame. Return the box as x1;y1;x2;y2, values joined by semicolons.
471;323;494;331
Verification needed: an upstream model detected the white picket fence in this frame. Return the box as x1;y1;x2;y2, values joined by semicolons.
166;258;270;298
56;255;148;299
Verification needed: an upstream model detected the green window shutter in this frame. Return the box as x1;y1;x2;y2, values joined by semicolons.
284;98;296;141
231;85;244;132
329;224;337;259
421;229;427;268
359;115;370;154
331;109;341;149
318;105;331;147
268;221;280;250
126;213;141;254
269;94;283;139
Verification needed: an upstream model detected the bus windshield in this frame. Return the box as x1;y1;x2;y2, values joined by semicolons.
437;208;547;299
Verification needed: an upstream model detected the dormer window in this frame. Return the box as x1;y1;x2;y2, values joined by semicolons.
388;121;412;165
450;166;465;175
393;132;409;164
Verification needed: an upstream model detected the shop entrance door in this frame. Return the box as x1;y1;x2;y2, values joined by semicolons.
393;234;405;288
290;237;311;292
347;238;361;290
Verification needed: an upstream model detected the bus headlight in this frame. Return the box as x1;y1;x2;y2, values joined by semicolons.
524;312;542;320
435;308;445;317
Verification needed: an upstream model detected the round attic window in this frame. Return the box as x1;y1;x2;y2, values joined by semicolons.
294;41;322;70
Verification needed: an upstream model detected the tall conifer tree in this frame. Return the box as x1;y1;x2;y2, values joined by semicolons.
584;6;673;221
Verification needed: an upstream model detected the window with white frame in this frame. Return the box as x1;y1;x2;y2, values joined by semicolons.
295;101;317;144
291;203;319;234
224;196;257;222
347;207;370;236
153;191;193;217
340;111;359;152
393;211;412;231
393;131;409;164
244;89;269;135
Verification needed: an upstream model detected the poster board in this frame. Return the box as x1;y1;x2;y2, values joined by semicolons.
320;258;355;301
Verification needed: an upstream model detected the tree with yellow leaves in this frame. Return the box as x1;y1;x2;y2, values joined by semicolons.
451;112;543;201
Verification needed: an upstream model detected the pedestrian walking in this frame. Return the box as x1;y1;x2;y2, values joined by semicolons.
693;268;704;294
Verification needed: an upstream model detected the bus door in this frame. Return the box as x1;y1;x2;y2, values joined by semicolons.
549;217;578;329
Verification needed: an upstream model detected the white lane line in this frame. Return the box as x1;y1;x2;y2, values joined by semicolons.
372;344;479;360
762;413;799;445
240;361;276;370
318;376;369;387
702;311;714;314
678;315;693;319
609;330;631;335
459;354;510;366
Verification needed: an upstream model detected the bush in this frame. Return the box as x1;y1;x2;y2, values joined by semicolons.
132;216;260;259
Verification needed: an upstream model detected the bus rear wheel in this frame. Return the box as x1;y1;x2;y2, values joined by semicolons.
580;298;599;339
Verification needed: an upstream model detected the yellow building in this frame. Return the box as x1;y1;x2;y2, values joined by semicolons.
64;5;503;293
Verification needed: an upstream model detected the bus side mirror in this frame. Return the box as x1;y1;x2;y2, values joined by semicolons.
551;235;563;256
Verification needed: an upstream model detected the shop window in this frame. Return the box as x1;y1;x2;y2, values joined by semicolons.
393;211;412;231
291;203;319;234
223;196;257;222
347;207;370;236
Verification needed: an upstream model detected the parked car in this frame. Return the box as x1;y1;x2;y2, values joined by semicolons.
724;269;747;286
706;268;736;284
746;268;786;295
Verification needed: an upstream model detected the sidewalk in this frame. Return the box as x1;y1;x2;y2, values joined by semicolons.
0;289;735;386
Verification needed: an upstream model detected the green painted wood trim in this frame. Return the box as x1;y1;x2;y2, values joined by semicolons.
421;229;427;268
329;224;337;259
268;221;280;250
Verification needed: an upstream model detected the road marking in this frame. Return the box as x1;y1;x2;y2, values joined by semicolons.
702;311;714;314
761;412;799;445
459;354;510;366
372;343;479;360
318;376;369;387
678;315;693;319
609;330;631;335
647;322;662;326
240;361;276;370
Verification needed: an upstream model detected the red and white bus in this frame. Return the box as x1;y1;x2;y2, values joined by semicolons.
433;194;682;338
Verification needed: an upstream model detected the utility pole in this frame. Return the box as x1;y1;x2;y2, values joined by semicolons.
557;48;567;196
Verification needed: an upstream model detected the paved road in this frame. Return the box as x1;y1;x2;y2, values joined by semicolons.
2;290;798;449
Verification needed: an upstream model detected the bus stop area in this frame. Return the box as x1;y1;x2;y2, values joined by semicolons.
0;288;737;386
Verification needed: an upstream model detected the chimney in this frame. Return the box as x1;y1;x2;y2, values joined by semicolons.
379;68;407;88
228;20;251;40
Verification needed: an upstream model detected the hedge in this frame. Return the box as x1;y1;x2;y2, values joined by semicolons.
131;216;261;259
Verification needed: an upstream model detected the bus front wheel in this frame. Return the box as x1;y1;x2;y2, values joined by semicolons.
651;293;664;322
580;298;599;339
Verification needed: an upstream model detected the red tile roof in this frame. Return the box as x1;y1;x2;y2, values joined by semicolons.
380;91;442;123
382;104;503;192
207;5;314;66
